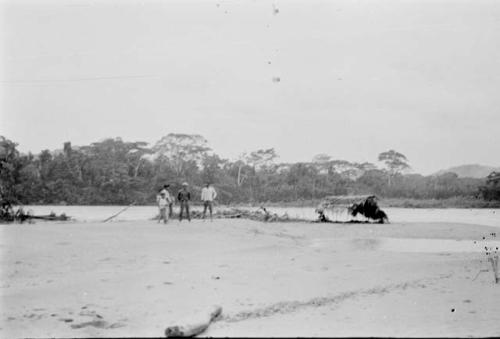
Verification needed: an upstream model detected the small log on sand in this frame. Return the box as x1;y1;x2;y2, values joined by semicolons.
164;305;222;337
221;213;242;218
30;214;70;221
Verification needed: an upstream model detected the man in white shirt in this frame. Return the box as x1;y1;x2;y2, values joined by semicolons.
156;190;171;224
201;182;217;221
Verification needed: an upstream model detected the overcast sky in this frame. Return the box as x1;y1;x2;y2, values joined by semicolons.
1;0;499;174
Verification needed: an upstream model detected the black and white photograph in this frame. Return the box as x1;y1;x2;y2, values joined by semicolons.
1;0;499;337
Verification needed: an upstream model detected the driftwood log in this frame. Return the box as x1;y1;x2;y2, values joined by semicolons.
164;305;222;337
29;214;70;221
1;200;70;222
153;207;295;223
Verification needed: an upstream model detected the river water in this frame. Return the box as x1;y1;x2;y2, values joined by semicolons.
19;205;500;228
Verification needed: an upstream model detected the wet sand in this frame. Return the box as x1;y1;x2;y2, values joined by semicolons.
1;219;499;337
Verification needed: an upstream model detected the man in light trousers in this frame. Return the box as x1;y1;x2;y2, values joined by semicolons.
201;182;217;221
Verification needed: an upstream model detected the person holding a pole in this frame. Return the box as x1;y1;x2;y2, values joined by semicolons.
160;184;174;218
156;189;171;224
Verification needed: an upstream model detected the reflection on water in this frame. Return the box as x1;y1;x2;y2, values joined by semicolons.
20;205;500;227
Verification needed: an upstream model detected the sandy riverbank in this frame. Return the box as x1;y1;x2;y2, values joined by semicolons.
1;219;499;337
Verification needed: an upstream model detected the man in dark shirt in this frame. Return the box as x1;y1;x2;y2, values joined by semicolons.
177;182;191;222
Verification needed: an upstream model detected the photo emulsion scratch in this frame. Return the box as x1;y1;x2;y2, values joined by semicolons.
1;0;499;337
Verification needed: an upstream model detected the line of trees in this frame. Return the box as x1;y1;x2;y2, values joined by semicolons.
1;134;498;205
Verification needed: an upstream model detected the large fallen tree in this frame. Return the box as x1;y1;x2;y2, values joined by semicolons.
316;195;389;223
152;206;299;223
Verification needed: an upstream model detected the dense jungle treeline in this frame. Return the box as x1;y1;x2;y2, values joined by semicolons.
1;134;499;206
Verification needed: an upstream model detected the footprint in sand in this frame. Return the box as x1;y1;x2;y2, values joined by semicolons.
71;320;125;330
79;310;103;319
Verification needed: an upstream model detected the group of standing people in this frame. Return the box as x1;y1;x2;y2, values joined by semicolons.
156;182;217;224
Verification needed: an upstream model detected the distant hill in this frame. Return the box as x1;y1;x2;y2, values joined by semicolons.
434;164;500;178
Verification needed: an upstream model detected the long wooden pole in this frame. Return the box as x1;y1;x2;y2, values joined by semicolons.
102;202;136;223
